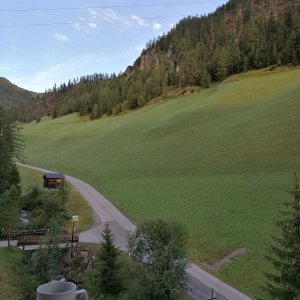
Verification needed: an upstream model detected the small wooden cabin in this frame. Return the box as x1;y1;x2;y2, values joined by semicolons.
43;172;65;189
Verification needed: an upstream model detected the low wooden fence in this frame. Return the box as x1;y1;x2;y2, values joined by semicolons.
17;234;79;248
0;228;68;240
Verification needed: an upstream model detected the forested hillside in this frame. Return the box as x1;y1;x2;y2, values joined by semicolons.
0;78;36;120
23;0;300;121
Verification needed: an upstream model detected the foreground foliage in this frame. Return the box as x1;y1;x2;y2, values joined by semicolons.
16;224;69;300
127;219;188;299
0;106;22;241
15;190;72;300
85;220;188;300
0;106;21;194
264;176;300;299
22;187;69;229
0;248;22;300
0;185;21;243
87;224;123;299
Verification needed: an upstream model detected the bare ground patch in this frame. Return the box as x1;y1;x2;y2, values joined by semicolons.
203;248;247;271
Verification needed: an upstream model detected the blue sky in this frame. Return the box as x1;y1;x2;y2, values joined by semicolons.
0;0;227;92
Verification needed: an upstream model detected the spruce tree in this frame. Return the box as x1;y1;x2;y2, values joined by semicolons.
264;174;300;299
0;106;21;195
97;224;123;296
0;184;20;246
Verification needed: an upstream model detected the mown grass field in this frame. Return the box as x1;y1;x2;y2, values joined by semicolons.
18;166;94;232
21;67;300;298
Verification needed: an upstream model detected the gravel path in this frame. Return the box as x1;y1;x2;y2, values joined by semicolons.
17;163;252;300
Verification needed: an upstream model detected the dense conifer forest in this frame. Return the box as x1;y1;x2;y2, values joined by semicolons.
18;0;300;121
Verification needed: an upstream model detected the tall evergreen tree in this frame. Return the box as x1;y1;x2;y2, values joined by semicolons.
0;106;21;194
0;185;20;246
95;224;123;297
264;174;300;299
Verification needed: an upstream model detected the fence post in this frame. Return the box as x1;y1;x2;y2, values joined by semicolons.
208;288;217;300
8;227;11;247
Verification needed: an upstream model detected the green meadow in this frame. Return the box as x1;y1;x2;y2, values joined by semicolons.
21;67;300;297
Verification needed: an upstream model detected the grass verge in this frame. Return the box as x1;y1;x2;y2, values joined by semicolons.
0;248;22;300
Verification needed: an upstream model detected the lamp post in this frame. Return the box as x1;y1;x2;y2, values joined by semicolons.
71;215;79;258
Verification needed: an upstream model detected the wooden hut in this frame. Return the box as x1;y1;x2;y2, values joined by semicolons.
43;172;65;189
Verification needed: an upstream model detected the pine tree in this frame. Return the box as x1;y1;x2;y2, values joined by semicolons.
97;224;123;296
0;106;21;195
0;185;20;246
264;174;300;299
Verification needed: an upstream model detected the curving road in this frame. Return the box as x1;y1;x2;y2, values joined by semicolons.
18;163;252;300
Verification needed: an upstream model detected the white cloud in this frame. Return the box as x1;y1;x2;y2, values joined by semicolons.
102;9;118;23
72;22;82;31
73;9;161;33
86;8;99;18
153;23;161;30
130;15;162;31
87;8;131;26
73;8;131;32
101;9;131;26
131;15;149;27
49;33;68;42
88;22;97;28
72;18;96;32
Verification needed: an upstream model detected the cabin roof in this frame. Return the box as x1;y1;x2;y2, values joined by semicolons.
43;172;65;179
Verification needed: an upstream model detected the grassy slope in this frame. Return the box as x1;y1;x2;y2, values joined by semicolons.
22;68;300;297
18;166;94;232
0;248;21;300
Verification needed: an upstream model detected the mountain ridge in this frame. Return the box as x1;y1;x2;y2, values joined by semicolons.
5;0;300;121
0;77;37;120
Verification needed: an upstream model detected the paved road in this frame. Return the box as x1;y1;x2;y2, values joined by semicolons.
0;240;17;247
17;163;252;300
